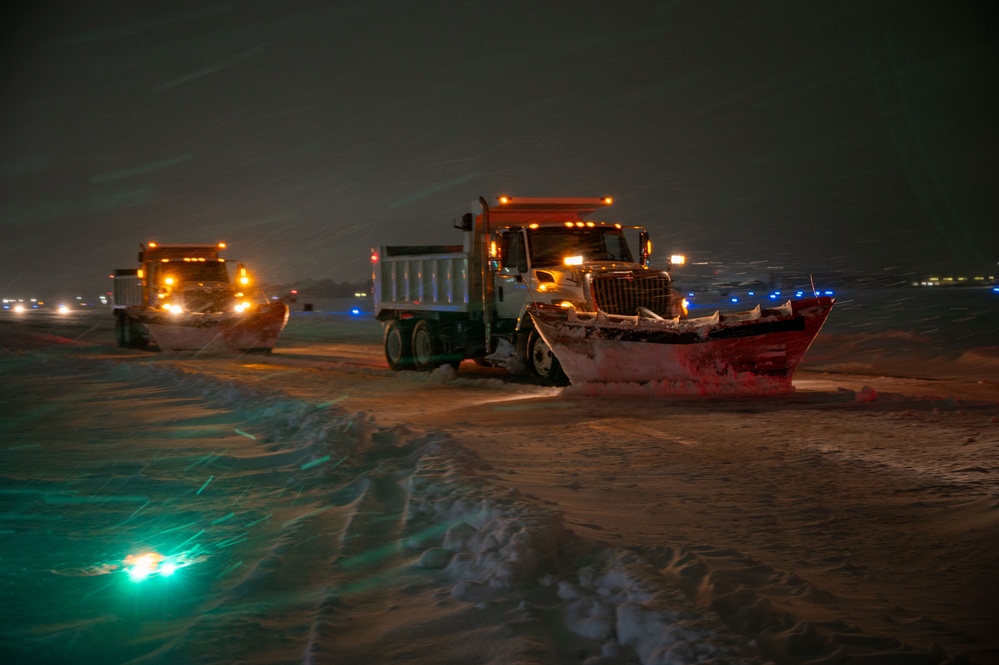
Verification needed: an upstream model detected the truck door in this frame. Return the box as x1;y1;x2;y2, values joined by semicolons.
494;229;530;321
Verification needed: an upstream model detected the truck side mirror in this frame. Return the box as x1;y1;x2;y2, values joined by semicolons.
638;231;650;268
455;212;473;231
513;229;528;274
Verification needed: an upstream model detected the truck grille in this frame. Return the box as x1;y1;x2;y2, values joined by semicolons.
183;289;233;313
590;272;672;316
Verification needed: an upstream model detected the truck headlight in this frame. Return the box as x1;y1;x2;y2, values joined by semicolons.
234;301;251;313
165;303;184;314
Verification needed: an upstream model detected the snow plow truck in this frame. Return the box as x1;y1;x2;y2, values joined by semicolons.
372;196;834;392
112;242;289;352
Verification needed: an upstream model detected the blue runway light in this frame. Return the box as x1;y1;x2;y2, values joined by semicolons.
350;308;361;316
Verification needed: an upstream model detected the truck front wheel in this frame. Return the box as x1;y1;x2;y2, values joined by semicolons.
527;329;569;386
384;320;412;370
115;313;148;348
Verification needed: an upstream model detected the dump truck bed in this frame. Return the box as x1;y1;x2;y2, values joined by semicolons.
373;245;477;317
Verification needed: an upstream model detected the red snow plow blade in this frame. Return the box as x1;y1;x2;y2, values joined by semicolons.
132;301;290;352
529;296;834;395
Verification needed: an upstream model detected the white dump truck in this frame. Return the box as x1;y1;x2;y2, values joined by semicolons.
371;196;685;385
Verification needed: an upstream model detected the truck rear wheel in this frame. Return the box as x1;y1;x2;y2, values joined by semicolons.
384;320;412;370
411;320;441;371
527;329;569;386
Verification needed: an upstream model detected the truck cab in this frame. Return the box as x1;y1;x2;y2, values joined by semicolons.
492;215;657;319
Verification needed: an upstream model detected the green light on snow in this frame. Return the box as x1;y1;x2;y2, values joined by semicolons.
123;551;196;582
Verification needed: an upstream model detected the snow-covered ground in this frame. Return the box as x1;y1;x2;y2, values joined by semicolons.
1;288;997;665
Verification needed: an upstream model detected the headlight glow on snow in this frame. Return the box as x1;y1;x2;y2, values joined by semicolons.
123;551;195;582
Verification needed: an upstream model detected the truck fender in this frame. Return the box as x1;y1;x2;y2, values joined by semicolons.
513;302;539;332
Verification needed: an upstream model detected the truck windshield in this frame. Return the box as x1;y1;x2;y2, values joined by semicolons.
527;226;634;267
167;262;230;283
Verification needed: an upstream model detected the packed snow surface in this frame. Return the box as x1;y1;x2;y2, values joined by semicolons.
1;288;998;664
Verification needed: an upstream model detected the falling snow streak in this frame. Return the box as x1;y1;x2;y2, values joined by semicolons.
90;154;192;184
299;452;349;471
196;475;214;495
152;45;268;92
185;451;228;471
864;29;983;264
300;454;330;470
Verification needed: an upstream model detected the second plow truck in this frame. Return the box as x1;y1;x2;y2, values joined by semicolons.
373;195;834;392
112;241;289;353
373;196;684;386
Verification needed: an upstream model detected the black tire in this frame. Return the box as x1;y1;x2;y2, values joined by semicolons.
115;313;147;348
527;328;569;386
411;320;441;372
384;319;412;370
115;313;129;347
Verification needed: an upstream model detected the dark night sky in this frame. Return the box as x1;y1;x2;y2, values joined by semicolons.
2;1;997;297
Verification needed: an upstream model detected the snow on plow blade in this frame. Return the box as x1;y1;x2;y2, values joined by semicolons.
135;301;290;352
529;296;834;395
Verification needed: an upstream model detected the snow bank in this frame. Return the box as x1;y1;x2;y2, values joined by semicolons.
398;440;760;663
